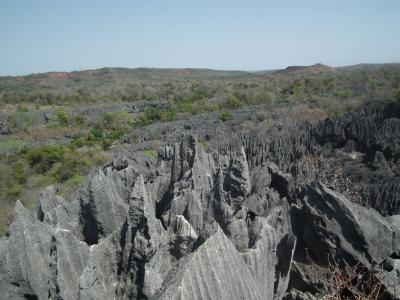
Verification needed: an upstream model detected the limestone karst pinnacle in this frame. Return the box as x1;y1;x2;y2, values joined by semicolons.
1;102;400;299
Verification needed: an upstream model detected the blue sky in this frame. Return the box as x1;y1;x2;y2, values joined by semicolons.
0;0;399;75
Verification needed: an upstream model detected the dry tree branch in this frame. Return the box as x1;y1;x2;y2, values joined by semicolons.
305;249;383;300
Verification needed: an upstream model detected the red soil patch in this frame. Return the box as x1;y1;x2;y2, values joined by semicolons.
47;72;70;80
173;69;192;76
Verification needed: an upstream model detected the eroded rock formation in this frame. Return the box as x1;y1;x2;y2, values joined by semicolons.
1;102;400;299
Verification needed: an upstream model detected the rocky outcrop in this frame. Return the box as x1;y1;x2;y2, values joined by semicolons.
2;102;400;299
78;165;138;244
0;200;89;300
297;181;398;266
79;175;167;300
151;223;264;300
158;135;215;234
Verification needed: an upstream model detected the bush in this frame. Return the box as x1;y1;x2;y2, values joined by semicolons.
26;144;65;173
51;149;92;182
0;139;25;156
16;104;29;112
55;107;70;127
73;114;86;125
89;127;104;141
141;107;162;125
224;95;244;109
103;129;123;149
7;112;38;132
69;136;90;150
248;90;274;105
11;160;27;184
56;107;70;127
7;184;23;199
218;111;234;122
395;89;400;103
102;111;135;132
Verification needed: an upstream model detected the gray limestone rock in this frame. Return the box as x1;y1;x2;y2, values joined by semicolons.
159;134;215;234
152;223;264;300
78;165;138;244
299;181;398;266
2;102;400;299
0;201;90;300
112;154;129;171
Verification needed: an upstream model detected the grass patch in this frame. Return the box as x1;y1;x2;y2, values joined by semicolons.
143;149;157;158
218;111;234;122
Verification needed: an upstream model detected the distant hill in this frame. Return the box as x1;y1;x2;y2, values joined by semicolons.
0;63;399;108
1;67;251;83
337;63;400;71
276;63;337;75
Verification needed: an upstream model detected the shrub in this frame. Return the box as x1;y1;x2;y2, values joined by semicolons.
69;136;90;150
51;149;91;182
160;110;176;122
55;107;70;126
89;127;104;141
0;139;26;156
16;104;29;112
11;160;27;184
7;112;38;132
73;114;86;125
224;95;244;110
395;89;400;103
248;90;274;105
26;144;65;173
102;111;135;132
103;129;123;149
141;107;162;125
7;184;23;199
218;111;233;122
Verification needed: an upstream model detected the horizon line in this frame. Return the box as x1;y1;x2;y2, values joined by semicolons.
1;61;400;77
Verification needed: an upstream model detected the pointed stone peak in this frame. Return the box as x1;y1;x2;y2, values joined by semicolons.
170;134;214;184
128;175;157;231
36;185;67;222
13;200;31;220
130;175;147;204
152;222;262;300
223;144;251;204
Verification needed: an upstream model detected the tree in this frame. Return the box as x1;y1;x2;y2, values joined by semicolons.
395;89;400;103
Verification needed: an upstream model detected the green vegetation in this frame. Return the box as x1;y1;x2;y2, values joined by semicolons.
0;137;111;235
59;174;85;199
395;88;400;103
27;144;65;173
6;184;23;199
7;112;38;133
11;160;27;184
55;107;70;127
1;65;398;112
218;111;234;122
0;139;25;156
143;149;157;158
0;64;400;235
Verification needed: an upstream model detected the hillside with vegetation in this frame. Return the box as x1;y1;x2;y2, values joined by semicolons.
0;63;400;236
1;64;400;299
